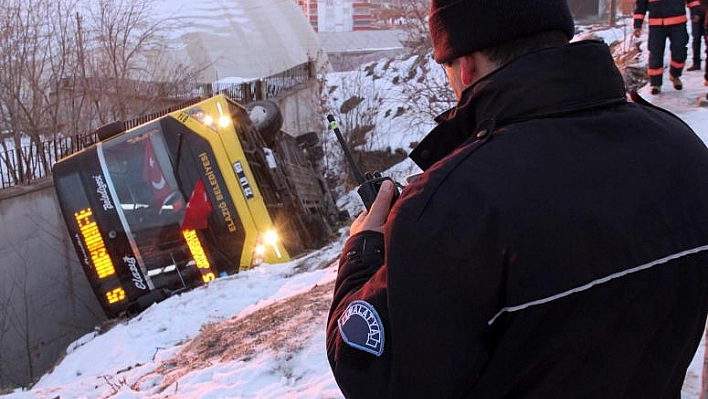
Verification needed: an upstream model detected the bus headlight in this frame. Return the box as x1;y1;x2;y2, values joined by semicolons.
252;230;282;266
215;101;231;128
254;245;266;256
218;116;231;128
264;230;282;258
188;107;217;131
187;104;231;130
264;230;278;246
252;244;266;266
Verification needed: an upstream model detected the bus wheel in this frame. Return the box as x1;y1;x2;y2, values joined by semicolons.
245;101;283;145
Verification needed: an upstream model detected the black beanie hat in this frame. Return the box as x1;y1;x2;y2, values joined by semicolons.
429;0;575;64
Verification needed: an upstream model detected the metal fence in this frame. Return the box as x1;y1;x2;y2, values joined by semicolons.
209;62;312;102
0;62;313;190
0;135;84;189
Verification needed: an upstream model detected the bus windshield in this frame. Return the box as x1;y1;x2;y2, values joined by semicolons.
99;121;226;290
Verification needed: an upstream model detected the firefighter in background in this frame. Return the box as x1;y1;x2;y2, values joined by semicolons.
687;0;706;71
633;0;698;94
705;0;708;85
702;0;708;86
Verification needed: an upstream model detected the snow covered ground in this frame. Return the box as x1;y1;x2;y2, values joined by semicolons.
5;17;708;399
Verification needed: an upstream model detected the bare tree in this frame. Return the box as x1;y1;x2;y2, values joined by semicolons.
79;0;201;124
324;67;381;189
0;0;90;180
0;0;202;186
0;0;45;184
319;0;452;191
388;0;456;128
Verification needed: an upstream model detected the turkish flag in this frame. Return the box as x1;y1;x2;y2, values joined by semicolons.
142;139;172;208
181;179;213;230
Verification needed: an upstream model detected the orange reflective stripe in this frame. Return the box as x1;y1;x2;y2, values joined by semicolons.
688;0;700;7
664;15;688;25
647;67;664;76
634;13;646;20
670;60;686;68
648;15;687;26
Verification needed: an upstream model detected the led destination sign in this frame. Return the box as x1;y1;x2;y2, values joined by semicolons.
74;208;116;279
106;287;127;304
183;229;216;283
74;207;126;305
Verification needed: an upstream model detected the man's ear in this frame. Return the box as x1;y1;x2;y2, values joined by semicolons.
459;54;476;86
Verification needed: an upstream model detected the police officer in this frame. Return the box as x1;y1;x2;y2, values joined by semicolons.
634;0;698;94
326;0;708;398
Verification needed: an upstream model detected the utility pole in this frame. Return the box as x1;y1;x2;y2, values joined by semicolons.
608;0;617;27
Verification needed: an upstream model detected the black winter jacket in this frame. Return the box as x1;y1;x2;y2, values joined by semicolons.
326;40;708;399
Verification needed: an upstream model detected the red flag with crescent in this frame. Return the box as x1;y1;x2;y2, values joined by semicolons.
142;139;172;208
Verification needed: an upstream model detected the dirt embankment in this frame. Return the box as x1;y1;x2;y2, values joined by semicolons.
133;279;336;393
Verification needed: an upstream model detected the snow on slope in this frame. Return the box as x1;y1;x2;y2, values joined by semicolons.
8;238;347;399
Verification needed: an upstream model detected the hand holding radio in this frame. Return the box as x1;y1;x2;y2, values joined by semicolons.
349;179;397;235
327;114;401;211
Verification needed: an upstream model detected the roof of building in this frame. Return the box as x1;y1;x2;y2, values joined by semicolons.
154;0;330;81
317;30;406;54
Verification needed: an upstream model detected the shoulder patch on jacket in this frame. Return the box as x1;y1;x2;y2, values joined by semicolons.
338;300;385;357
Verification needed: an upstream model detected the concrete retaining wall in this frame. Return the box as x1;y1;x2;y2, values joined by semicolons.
0;179;105;388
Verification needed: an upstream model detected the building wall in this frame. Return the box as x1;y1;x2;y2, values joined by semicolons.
304;0;609;32
313;0;393;32
317;0;353;32
296;0;319;31
352;2;376;30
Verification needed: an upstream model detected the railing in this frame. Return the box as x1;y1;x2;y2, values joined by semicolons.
0;61;313;190
209;62;312;102
0;135;84;189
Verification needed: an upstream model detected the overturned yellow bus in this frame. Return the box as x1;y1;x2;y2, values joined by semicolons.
52;95;338;317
